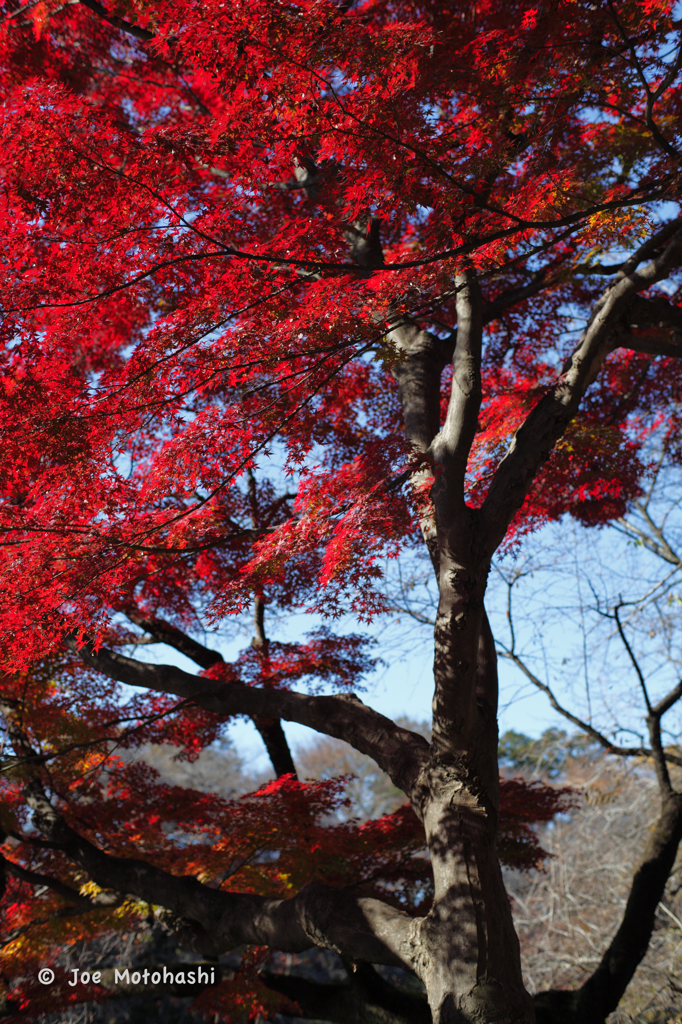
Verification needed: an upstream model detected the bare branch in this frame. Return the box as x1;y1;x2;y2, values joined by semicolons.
574;787;682;1018
497;648;682;767
613;603;652;713
652;680;682;718
613;512;682;566
125;611;224;671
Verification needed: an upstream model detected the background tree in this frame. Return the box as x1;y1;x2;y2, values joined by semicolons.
1;0;682;1022
495;730;682;1024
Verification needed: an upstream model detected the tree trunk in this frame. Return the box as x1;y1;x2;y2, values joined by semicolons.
415;551;534;1023
418;778;534;1023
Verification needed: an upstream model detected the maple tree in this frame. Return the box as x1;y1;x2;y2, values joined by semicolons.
1;0;682;1021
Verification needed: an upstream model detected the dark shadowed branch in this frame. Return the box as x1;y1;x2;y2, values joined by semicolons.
126;609;297;778
0;704;421;969
66;637;430;802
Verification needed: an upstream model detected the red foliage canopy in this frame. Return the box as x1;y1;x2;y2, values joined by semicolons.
0;0;680;1018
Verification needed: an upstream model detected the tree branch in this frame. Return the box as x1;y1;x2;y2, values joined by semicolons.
125;610;298;778
430;269;483;494
605;1;682;164
497;648;682;767
653;680;682;718
627;294;682;331
3;709;421;970
31;789;417;966
125;612;224;670
78;0;154;40
613;508;682;566
66;638;430;804
481;223;682;552
570;788;682;1022
615;293;682;357
262;962;430;1024
613;603;652;712
0;855;121;909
